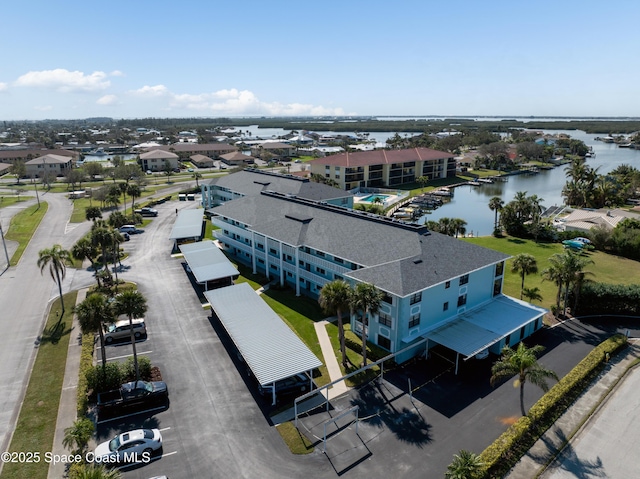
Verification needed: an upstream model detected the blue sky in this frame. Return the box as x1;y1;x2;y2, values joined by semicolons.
1;0;639;120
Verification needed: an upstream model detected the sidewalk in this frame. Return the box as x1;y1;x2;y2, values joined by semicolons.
505;339;640;479
47;288;88;479
271;317;351;425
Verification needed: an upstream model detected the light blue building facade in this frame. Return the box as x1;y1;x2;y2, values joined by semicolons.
208;183;547;365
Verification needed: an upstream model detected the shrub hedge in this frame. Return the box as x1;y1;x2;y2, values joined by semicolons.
574;282;640;316
77;332;95;417
478;334;628;479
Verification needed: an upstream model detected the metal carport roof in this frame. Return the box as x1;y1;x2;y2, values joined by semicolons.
179;241;239;284
169;208;204;240
204;283;322;387
405;295;547;359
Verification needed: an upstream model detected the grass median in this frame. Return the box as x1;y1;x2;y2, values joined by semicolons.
5;202;48;266
0;292;77;479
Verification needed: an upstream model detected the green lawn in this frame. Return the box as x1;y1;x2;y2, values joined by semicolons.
0;292;77;479
5;202;49;266
463;236;640;310
0;196;30;208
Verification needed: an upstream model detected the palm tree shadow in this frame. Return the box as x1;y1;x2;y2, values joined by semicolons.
540;428;606;478
36;321;72;345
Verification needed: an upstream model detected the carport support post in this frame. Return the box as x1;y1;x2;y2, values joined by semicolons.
455;352;459;375
272;384;276;406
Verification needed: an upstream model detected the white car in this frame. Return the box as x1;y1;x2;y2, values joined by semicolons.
94;428;162;464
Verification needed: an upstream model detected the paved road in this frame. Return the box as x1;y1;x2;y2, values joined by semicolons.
0;190;94;455
541;364;640;479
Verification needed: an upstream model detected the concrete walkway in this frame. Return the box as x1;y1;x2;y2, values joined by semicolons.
314;318;350;400
48;288;88;479
505;339;640;479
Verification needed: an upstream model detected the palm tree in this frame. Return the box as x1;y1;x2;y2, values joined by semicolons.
522;286;543;303
488;196;504;232
193;171;203;187
62;417;94;456
543;250;594;316
126;183;141;214
107;229;125;291
451;218;467;238
70;464;122;479
445;450;484;479
72;237;101;288
37;244;72;319
490;342;558;416
510;253;538;300
75;292;114;370
318;280;352;367
85;206;103;222
112;290;148;382
350;283;383;366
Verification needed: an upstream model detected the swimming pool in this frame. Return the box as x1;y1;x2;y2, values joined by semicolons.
358;194;391;204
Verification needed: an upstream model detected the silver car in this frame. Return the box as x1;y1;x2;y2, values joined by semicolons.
104;318;146;344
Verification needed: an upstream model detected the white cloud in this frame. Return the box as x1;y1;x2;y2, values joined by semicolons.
14;69;110;92
110;70;124;77
0;82;7;91
33;105;53;111
97;94;118;105
131;85;170;97
131;86;344;116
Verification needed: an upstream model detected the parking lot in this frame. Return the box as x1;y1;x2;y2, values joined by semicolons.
94;200;331;478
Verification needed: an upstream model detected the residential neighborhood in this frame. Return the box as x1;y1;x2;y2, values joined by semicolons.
0;117;639;479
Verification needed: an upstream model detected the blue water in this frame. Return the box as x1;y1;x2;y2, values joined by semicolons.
359;194;391;204
422;130;640;236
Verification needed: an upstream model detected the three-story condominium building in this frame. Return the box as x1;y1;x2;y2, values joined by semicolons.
208;187;546;365
309;147;456;190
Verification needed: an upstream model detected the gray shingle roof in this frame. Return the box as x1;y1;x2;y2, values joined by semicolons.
208;169;352;202
346;233;509;296
211;193;509;296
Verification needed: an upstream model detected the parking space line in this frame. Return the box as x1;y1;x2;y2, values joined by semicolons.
117;451;178;471
105;350;154;361
96;405;168;424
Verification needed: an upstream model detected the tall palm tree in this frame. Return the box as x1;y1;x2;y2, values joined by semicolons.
490;342;558;416
126;183;141;214
318;280;352;367
543;251;594;315
193;171;203;187
37;244;72;318
75;292;114;370
451;218;467;238
107;229;125;291
72;237;101;287
445;450;484;479
488;196;504;231
510;253;538;300
112;290;148;382
350;283;383;366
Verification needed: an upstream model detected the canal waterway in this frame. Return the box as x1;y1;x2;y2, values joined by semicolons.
229;124;640;236
421;130;640;236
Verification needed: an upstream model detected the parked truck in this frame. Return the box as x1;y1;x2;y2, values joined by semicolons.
97;380;168;416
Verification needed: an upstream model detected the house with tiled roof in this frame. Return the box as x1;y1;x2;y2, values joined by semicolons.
207;178;546;365
309;147;456;190
25;154;73;178
250;141;297;159
145;143;237;160
139;149;179;172
554;208;634;233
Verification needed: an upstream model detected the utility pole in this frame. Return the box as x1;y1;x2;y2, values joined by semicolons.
0;221;10;270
